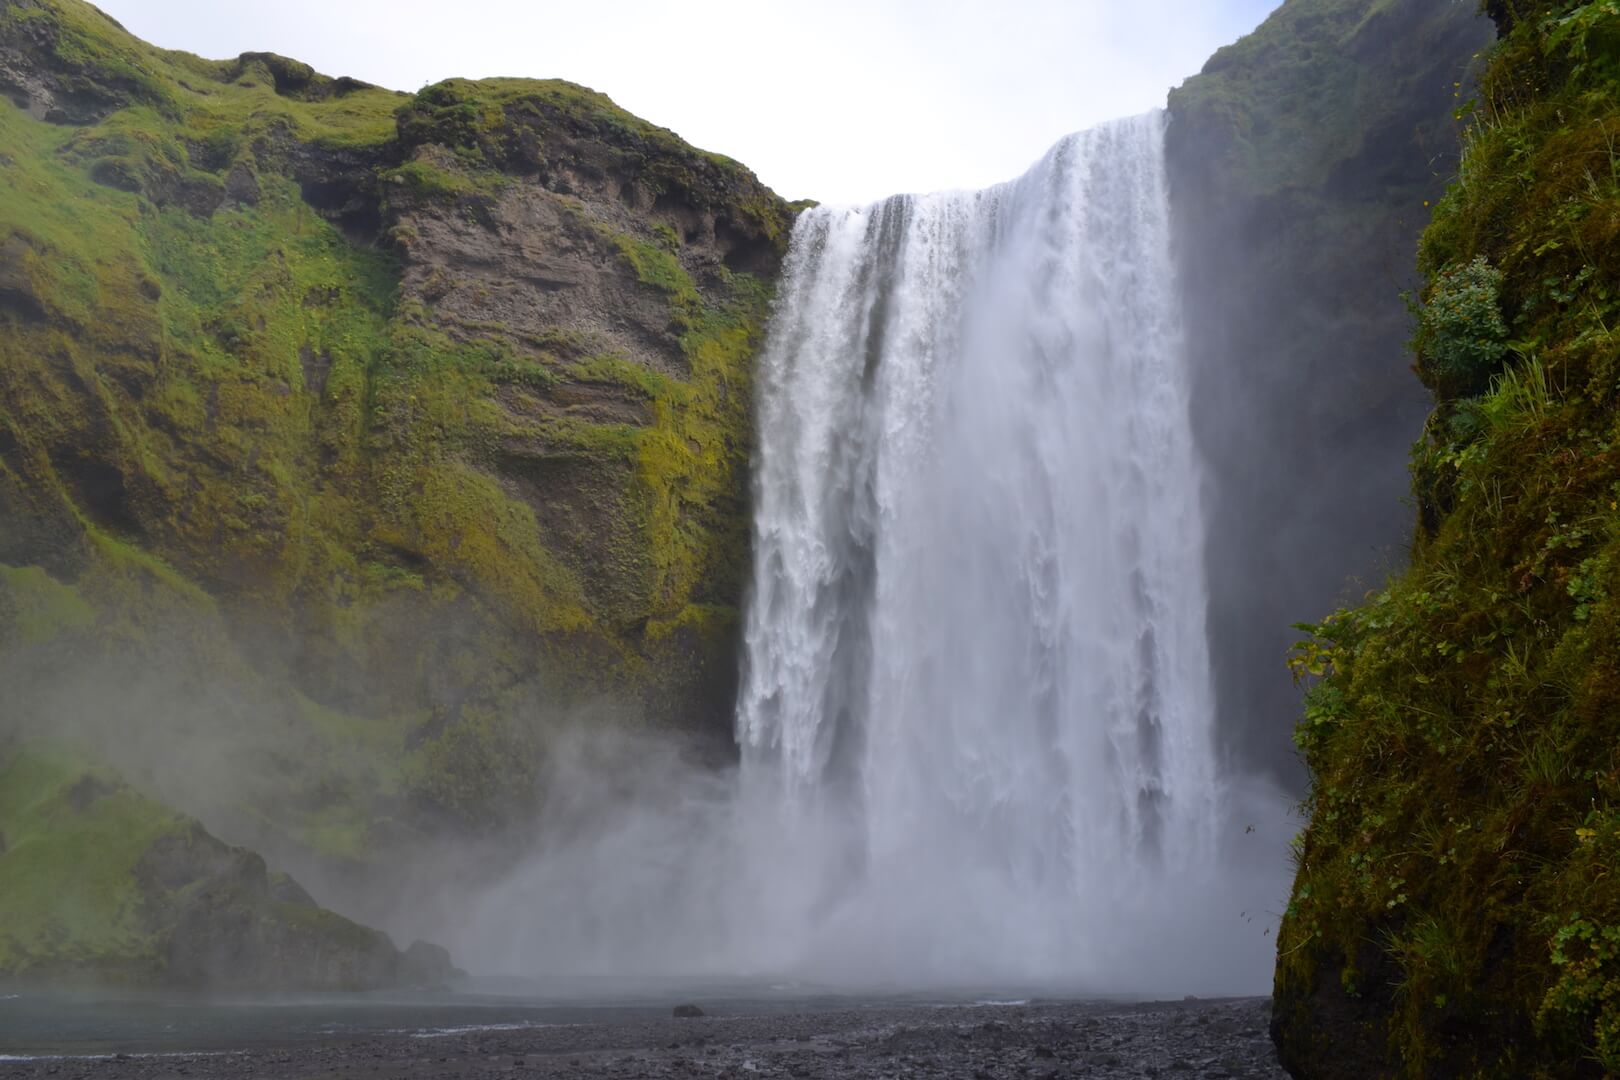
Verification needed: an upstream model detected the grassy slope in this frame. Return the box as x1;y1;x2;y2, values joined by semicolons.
0;743;181;979
1276;2;1620;1075
0;740;415;988
0;0;788;903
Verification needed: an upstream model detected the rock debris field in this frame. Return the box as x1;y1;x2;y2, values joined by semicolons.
0;997;1286;1079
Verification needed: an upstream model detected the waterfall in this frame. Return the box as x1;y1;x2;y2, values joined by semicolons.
736;110;1227;982
459;113;1286;993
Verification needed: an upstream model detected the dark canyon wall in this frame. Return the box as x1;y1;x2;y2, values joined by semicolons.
1166;0;1493;787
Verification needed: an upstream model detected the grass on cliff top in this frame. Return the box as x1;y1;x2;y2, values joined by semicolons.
7;0;767;170
3;0;403;146
0;743;182;977
397;76;750;174
395;76;791;245
1278;2;1620;1074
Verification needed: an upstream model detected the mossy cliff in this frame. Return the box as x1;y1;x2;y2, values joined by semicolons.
0;0;792;981
1167;0;1494;785
1273;1;1620;1074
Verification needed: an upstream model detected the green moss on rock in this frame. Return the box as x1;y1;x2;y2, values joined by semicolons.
1275;2;1620;1075
0;743;178;979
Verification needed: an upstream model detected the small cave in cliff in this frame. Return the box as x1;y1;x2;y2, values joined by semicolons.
53;455;142;541
651;191;707;244
297;179;382;243
716;218;776;277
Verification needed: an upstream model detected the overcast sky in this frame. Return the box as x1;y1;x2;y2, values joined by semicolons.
96;0;1281;205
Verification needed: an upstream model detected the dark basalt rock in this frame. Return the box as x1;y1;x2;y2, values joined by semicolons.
1484;0;1521;34
0;232;49;322
136;821;450;992
400;939;461;989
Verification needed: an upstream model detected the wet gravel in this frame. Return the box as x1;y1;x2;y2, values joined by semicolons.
0;997;1285;1079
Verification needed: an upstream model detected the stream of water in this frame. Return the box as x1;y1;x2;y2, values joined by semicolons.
733;111;1252;984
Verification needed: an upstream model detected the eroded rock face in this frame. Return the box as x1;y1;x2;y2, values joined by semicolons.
373;84;791;681
139;826;403;991
398;182;681;372
361;79;794;739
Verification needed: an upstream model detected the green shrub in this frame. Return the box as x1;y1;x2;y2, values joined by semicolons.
1543;915;1620;1071
1420;255;1511;395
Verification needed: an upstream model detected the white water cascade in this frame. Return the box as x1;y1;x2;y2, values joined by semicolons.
735;110;1239;986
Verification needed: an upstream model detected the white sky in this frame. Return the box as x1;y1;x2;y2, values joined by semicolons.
95;0;1280;205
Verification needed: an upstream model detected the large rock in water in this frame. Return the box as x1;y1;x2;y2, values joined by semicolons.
0;741;455;989
0;0;796;956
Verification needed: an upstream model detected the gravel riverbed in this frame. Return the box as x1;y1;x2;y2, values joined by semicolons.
0;996;1286;1080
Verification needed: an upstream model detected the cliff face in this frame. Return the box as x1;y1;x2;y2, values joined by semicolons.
0;0;791;982
1166;0;1493;786
1273;1;1620;1075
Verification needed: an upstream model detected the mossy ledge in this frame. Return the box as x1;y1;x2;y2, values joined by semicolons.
1274;1;1620;1075
0;0;795;969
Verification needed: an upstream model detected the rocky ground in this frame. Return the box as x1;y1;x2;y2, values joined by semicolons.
0;997;1285;1079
